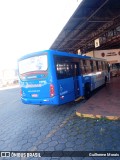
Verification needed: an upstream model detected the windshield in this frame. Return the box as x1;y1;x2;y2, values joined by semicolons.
19;55;48;75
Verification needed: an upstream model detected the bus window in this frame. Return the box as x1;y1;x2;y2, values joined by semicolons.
90;60;94;72
93;61;97;72
83;60;87;74
81;60;91;74
98;61;102;71
102;62;106;70
56;62;71;79
86;60;91;73
96;61;99;71
101;62;104;70
80;60;85;74
18;54;48;80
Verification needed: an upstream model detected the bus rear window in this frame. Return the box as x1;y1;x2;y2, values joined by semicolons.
19;55;48;75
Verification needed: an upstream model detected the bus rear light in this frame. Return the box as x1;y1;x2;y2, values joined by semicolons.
50;84;55;97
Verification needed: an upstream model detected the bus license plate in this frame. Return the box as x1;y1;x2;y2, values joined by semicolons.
32;94;38;97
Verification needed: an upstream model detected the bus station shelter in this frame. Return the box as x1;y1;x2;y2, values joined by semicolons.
50;0;120;54
50;0;120;120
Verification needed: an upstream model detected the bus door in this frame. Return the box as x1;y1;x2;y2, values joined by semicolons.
56;61;75;104
72;63;80;98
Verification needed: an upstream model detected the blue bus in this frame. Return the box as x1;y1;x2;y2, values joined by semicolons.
18;50;108;105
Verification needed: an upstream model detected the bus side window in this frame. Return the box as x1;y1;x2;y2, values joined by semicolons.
56;63;63;79
98;61;102;71
86;60;91;73
103;62;106;70
65;63;71;77
101;62;104;70
80;60;85;74
96;61;99;71
90;60;94;72
56;62;73;79
93;61;97;72
56;63;65;79
83;60;87;74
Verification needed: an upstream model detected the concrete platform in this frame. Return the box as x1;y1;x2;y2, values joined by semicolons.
76;77;120;120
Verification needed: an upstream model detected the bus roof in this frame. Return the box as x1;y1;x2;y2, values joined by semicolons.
18;50;91;61
91;57;107;61
18;49;106;61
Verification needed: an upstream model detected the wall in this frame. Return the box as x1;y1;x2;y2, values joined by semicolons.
93;49;120;64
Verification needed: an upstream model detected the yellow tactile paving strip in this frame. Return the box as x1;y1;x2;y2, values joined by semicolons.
76;77;120;121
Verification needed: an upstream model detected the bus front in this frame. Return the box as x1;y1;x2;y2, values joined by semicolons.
18;52;58;105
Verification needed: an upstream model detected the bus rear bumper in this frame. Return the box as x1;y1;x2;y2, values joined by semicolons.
21;96;59;105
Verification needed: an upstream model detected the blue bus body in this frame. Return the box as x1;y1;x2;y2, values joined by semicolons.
18;50;108;105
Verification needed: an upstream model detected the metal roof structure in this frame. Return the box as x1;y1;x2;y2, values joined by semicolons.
50;0;120;54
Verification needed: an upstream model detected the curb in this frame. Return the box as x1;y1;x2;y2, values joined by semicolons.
76;111;120;120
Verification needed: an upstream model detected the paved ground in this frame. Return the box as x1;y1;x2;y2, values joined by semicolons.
76;77;120;120
0;86;120;160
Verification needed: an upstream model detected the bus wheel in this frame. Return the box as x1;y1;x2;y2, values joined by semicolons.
85;84;91;99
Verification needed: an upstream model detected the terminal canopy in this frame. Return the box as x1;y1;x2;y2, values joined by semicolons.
50;0;120;54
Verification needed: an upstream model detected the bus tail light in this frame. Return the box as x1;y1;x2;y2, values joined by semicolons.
50;84;55;97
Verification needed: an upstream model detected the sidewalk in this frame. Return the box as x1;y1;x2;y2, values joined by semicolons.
0;84;19;91
76;77;120;120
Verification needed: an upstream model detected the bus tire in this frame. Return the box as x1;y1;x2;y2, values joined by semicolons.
84;84;91;99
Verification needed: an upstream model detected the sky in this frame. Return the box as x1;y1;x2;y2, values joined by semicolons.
0;0;82;70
